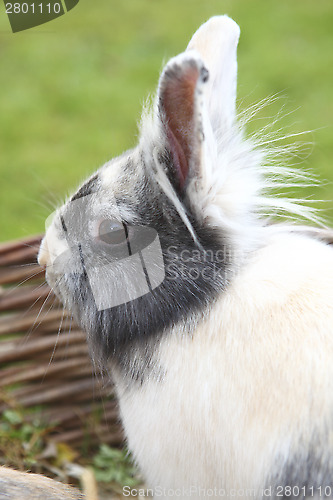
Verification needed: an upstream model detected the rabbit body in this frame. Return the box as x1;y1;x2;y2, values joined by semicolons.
38;15;333;499
113;232;333;498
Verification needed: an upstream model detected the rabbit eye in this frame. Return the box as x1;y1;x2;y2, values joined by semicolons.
98;220;127;245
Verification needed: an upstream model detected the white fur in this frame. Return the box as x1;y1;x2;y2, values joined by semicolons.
38;16;333;498
113;232;333;498
187;16;239;133
138;17;319;273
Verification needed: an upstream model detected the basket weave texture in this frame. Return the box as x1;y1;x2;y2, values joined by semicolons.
0;235;123;454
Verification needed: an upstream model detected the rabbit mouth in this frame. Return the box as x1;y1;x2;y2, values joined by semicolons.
44;266;70;307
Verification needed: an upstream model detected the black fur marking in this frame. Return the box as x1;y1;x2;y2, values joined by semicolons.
60;215;67;234
268;440;333;499
71;174;99;202
78;243;87;276
123;223;132;256
61;168;233;380
158;147;183;195
201;66;209;83
52;150;235;382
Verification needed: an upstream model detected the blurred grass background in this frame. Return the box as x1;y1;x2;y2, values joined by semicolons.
0;0;332;241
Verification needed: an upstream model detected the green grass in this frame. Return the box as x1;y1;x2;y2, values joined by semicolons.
0;0;333;241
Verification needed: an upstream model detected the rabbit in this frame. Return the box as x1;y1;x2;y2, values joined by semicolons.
37;15;333;500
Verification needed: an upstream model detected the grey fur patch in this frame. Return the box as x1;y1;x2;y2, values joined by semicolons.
267;437;333;499
71;174;99;202
59;152;234;382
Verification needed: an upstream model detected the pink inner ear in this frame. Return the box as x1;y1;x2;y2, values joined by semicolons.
161;65;200;189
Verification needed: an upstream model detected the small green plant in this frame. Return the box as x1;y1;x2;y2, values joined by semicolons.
0;408;50;469
92;444;139;487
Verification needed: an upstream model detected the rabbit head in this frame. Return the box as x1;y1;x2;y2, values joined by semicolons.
38;16;264;364
36;16;333;496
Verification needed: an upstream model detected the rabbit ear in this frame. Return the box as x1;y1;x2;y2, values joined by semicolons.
187;16;240;133
157;52;210;192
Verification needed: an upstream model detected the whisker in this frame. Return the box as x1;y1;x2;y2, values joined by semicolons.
22;282;53;316
42;305;67;382
2;269;45;296
24;286;56;335
63;312;74;354
17;269;45;286
27;275;64;337
3;262;42;269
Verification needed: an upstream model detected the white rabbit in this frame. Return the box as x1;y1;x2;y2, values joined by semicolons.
38;16;333;499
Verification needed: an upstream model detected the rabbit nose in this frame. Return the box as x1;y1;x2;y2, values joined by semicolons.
38;238;51;268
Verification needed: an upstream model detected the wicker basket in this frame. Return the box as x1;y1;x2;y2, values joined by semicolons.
0;235;124;461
